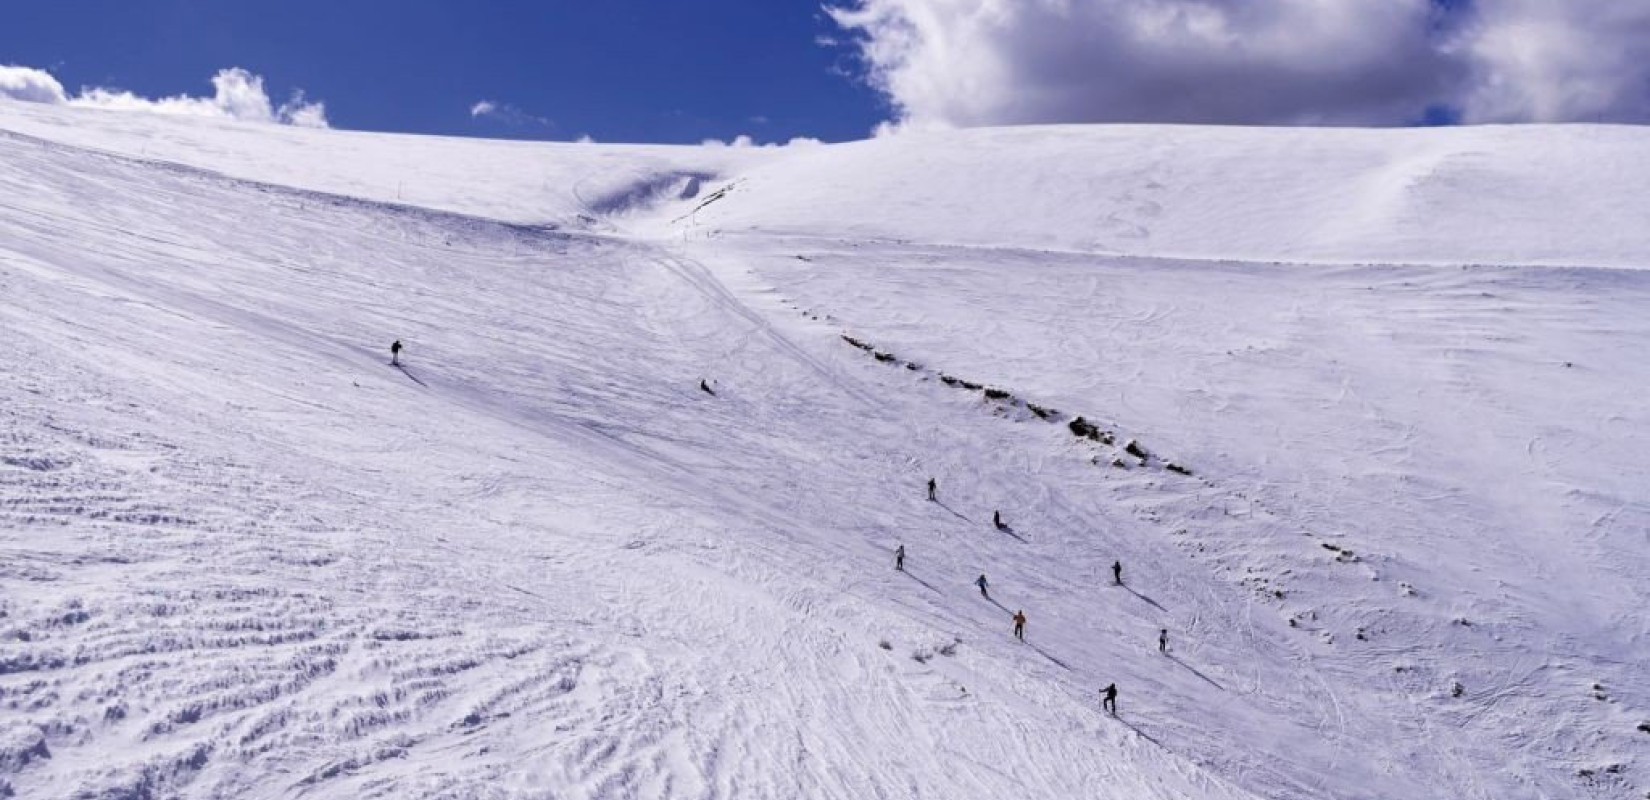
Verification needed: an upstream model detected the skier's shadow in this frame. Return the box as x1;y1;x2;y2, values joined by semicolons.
981;594;1007;612
393;363;428;387
993;522;1026;542
1122;585;1167;612
900;570;940;594
1112;715;1165;748
932;500;971;523
1029;642;1072;671
1167;654;1225;690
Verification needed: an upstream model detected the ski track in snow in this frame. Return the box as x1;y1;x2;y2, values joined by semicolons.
1;106;1648;799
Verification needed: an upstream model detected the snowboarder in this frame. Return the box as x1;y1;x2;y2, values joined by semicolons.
975;573;989;597
1102;683;1117;714
895;544;905;572
927;478;937;501
993;510;1004;529
1158;628;1168;654
390;339;403;366
1112;560;1123;585
1012;610;1027;641
699;379;715;395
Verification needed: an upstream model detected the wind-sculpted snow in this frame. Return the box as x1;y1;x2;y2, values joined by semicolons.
2;103;1648;799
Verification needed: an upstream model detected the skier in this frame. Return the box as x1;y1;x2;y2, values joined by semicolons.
1102;683;1117;714
1012;610;1027;641
895;544;905;572
927;478;937;501
390;339;403;366
1159;628;1168;654
699;379;715;395
1112;560;1123;585
993;510;1004;529
975;573;989;597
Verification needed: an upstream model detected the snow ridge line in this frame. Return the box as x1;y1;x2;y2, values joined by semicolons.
668;178;743;225
0;128;576;245
825;325;1194;478
705;227;1649;276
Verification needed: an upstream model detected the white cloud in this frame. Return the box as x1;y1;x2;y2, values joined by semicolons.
76;68;329;127
0;65;328;127
700;134;759;148
700;134;824;149
279;91;329;129
468;99;552;128
828;0;1650;128
0;65;68;104
1459;1;1650;123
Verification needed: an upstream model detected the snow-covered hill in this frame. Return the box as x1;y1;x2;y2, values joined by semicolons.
685;124;1650;268
1;99;1646;800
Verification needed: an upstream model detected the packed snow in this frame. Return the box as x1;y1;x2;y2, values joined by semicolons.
1;99;1647;800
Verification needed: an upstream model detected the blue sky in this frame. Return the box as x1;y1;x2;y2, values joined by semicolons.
4;1;1645;139
1;0;885;143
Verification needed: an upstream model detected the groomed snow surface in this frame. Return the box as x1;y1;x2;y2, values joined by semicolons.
1;100;1647;799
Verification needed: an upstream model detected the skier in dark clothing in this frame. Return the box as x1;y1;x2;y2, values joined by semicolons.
894;544;905;571
927;478;937;501
975;574;989;597
1112;560;1123;585
1102;683;1117;714
993;510;1004;529
1159;629;1168;654
390;339;403;366
1012;610;1027;640
699;379;715;395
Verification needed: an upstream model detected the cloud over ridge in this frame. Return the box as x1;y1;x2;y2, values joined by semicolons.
0;65;328;128
828;0;1650;129
469;99;552;129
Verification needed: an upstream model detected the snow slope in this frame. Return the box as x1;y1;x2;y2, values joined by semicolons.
0;98;777;228
681;124;1650;269
1;100;1647;800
